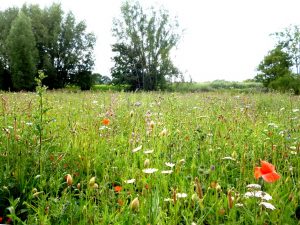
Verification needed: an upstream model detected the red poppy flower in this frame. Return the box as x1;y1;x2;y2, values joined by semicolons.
114;186;122;193
102;118;110;126
254;160;280;183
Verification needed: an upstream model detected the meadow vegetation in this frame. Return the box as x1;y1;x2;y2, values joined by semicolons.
0;87;299;224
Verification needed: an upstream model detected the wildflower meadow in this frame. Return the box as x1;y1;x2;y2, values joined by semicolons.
0;89;299;224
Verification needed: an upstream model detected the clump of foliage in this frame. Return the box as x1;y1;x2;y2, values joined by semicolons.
256;25;300;94
0;3;96;91
269;75;300;95
111;1;181;91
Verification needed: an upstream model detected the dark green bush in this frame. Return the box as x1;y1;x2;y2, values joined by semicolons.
269;75;300;95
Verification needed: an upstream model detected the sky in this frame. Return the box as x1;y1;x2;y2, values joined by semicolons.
1;0;300;82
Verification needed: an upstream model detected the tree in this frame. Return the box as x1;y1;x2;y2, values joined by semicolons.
111;1;181;91
272;25;300;74
22;4;96;89
0;3;96;90
92;73;111;84
6;12;38;90
0;7;19;90
255;46;292;87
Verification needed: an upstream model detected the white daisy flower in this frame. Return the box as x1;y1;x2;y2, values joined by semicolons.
244;191;272;201
259;202;276;210
246;184;261;190
176;193;187;198
142;168;158;174
132;145;142;153
124;179;136;184
161;170;173;174
165;162;175;168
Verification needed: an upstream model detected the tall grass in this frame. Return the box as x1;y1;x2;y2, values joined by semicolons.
0;90;299;224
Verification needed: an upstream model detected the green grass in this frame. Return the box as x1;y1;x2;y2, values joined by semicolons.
0;90;299;224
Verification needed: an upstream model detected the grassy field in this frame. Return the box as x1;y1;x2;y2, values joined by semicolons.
0;90;299;224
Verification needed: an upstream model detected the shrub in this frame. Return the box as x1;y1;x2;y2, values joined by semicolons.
269;75;300;94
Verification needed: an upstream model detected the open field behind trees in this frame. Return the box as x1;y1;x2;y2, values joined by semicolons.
0;90;299;224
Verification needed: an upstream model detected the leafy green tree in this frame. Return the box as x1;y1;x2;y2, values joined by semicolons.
22;4;96;89
255;46;292;87
21;4;60;88
0;7;19;90
0;3;96;90
6;12;38;90
272;25;300;74
111;1;181;91
92;73;111;84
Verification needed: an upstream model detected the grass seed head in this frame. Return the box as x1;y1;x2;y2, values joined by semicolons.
144;158;150;168
130;197;139;211
66;174;73;186
89;177;96;187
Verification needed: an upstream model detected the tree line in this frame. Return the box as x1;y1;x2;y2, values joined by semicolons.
0;3;96;91
0;1;181;91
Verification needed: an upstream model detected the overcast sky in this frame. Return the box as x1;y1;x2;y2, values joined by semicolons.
1;0;300;82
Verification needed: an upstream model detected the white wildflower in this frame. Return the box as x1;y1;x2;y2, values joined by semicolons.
161;170;173;174
176;193;187;198
132;145;142;153
144;150;154;154
292;108;299;113
124;179;136;184
244;191;272;201
165;162;175;168
235;203;244;207
246;184;261;190
259;202;276;210
142;168;158;174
